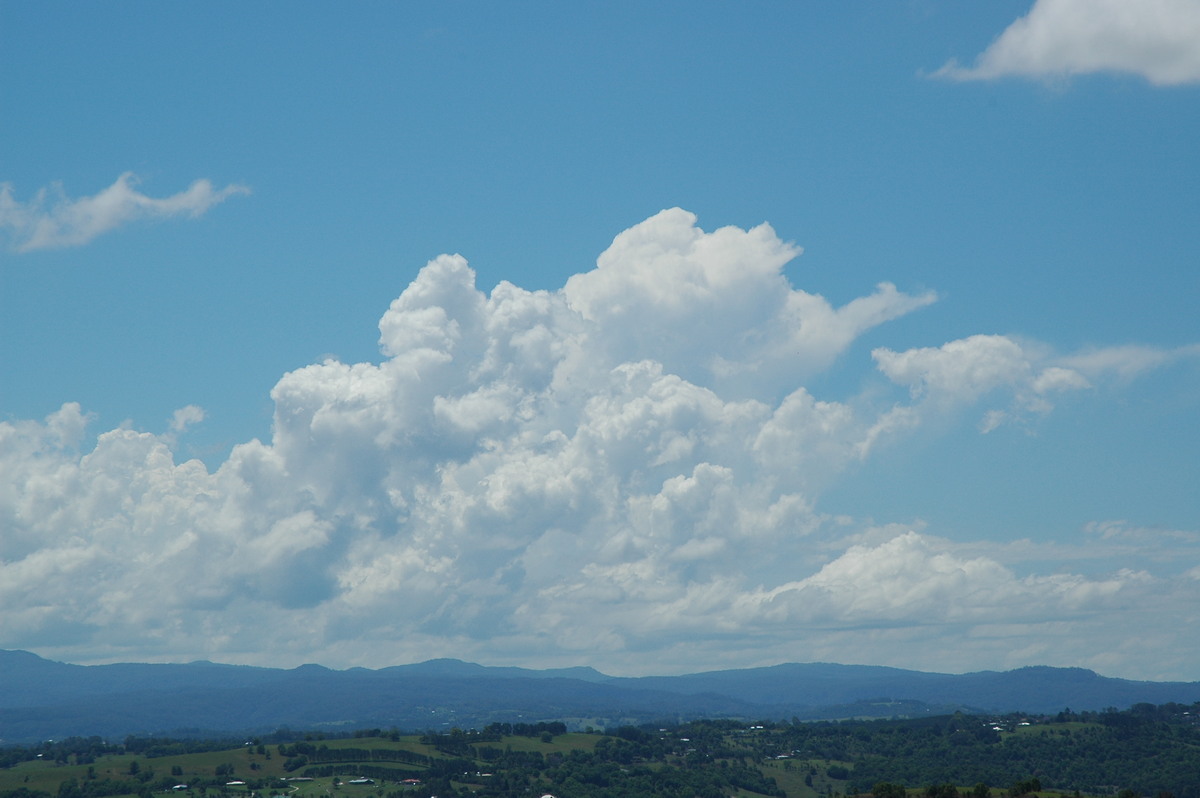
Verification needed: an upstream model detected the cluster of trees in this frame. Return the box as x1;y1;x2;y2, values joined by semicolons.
479;722;567;739
759;709;1200;797
874;781;1031;798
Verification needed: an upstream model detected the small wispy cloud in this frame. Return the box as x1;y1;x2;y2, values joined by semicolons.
0;172;250;252
873;335;1195;433
932;0;1200;86
1059;343;1200;382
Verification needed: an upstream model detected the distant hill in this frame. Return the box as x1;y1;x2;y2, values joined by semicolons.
2;649;1199;744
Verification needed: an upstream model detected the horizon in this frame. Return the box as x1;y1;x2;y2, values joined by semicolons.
3;647;1183;685
2;1;1199;682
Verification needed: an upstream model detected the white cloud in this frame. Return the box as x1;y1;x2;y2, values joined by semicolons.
744;531;1152;627
169;405;206;433
1084;519;1200;544
0;172;250;251
563;208;936;398
872;334;1070;430
934;0;1200;86
1059;343;1200;381
874;335;1035;403
0;209;1195;678
871;335;1191;432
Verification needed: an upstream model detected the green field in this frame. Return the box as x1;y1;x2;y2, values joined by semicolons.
0;732;617;798
0;731;835;798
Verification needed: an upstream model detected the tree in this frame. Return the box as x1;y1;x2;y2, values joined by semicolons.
1009;778;1040;797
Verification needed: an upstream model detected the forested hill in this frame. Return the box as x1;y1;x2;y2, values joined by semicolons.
4;649;1200;743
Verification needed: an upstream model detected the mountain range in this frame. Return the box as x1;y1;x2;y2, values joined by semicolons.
3;649;1200;744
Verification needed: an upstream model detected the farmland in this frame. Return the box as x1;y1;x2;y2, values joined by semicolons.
2;705;1200;798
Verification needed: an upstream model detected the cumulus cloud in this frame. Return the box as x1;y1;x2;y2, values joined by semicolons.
0;209;1193;676
933;0;1200;86
0;172;250;251
563;209;936;398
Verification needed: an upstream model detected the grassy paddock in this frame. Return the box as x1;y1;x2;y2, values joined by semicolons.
475;732;599;755
0;733;607;798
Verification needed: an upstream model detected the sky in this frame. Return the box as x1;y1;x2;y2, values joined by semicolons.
1;0;1199;682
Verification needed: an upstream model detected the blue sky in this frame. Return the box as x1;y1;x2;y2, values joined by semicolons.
2;1;1199;681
